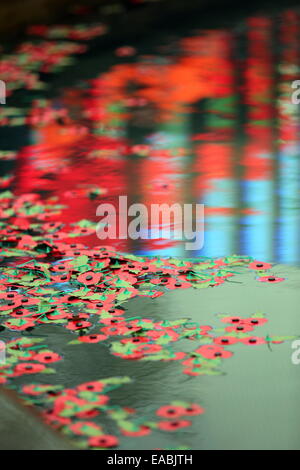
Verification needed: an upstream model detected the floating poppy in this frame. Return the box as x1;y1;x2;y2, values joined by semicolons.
66;320;92;331
195;345;233;360
157;420;192;431
10;309;34;318
78;334;108;343
240;336;266;345
88;435;119;448
69;422;103;436
121;425;151;437
220;316;243;324
249;261;272;270
77;381;104;392
243;317;268;326
33;351;62;363
156;405;186;418
183;404;205;416
225;324;254;333
77;271;103;286
257;276;285;283
213;336;239;346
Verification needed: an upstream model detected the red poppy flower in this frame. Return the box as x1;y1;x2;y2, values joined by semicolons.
146;330;166;340
257;276;285;283
78;334;107;343
52;273;71;283
225;324;254;333
220;316;243;324
19;297;40;306
249;261;272;270
97;307;124;317
100;325;127;336
195;345;233;359
14;363;46;375
88;435;119;448
10;309;34;318
183;404;205;416
99;317;126;326
213;336;239;345
66;320;92;331
0;292;21;301
77;271;103;286
121;425;151;437
243;317;268;326
33;351;62;363
240;336;266;345
121;337;148;345
77;381;104;393
51;263;72;274
53;395;88;415
157;420;192;431
156;405;186;418
1;301;22;311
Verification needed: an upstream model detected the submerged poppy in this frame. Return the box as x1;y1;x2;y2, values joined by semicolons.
14;363;45;375
195;345;233;360
156;405;186;418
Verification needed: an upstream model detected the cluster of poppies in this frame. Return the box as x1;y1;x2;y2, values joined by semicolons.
0;20;109;100
1;336;204;449
0;179;291;450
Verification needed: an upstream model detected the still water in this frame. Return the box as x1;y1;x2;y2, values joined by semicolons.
1;1;300;450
